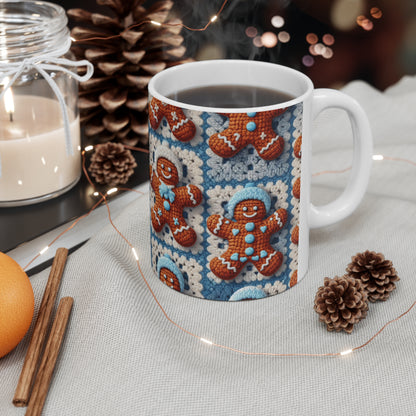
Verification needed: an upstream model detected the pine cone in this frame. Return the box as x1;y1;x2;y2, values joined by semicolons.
346;250;399;302
314;276;368;334
68;0;191;147
88;142;137;186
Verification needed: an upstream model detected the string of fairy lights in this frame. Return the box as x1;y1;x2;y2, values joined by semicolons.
18;0;416;358
21;146;416;358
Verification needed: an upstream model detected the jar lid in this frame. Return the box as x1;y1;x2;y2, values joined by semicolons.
0;1;70;62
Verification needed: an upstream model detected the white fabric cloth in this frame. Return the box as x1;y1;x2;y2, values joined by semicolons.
1;77;416;415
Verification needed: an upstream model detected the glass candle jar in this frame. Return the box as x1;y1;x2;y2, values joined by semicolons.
0;1;92;206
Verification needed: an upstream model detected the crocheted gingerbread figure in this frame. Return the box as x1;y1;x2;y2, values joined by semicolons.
208;109;287;160
157;254;185;292
149;97;196;142
207;184;287;280
150;145;203;247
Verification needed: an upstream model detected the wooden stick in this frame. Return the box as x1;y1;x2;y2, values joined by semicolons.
25;297;74;416
13;248;69;407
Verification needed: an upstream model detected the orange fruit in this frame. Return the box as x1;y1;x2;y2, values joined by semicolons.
0;252;34;358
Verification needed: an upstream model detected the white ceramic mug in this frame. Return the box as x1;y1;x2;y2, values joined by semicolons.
148;60;372;301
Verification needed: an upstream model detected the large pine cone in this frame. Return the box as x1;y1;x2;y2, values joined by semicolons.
89;142;137;186
68;0;191;147
346;250;399;302
314;276;368;334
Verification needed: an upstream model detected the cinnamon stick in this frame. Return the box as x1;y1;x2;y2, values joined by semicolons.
26;297;74;416
13;248;69;407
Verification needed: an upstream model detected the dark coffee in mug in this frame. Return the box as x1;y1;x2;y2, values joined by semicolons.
168;85;294;108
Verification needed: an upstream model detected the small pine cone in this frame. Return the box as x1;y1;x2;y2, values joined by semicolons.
88;143;137;186
314;276;368;334
346;250;400;302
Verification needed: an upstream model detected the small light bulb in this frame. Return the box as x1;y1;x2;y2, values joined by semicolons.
107;187;118;195
340;349;353;356
151;20;162;26
39;246;49;255
132;247;139;261
200;338;213;346
210;15;218;22
372;154;384;161
93;191;99;197
70;36;76;42
84;145;94;152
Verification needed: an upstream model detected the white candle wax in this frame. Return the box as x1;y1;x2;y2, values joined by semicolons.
0;95;81;204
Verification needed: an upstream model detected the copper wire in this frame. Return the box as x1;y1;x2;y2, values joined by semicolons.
20;147;416;358
72;0;229;43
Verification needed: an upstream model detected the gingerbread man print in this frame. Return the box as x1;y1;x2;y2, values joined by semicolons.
293;135;302;159
207;184;287;280
149;97;196;142
150;144;203;247
208;108;287;160
157;254;185;292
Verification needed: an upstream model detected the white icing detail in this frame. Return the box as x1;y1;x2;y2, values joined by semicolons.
213;215;224;234
171;111;178;121
218;134;236;151
260;132;267;140
218;255;237;272
151;104;158;123
174;225;190;235
153;208;161;225
161;171;172;179
273;211;283;227
186;184;197;205
233;132;240;141
260;135;280;154
172;118;189;131
243;212;258;218
260;251;277;271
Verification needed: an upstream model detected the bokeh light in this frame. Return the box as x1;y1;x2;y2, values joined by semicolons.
271;15;285;28
308;39;334;59
306;33;318;44
261;32;278;48
278;31;290;43
245;26;258;38
322;34;335;46
331;0;365;31
356;15;374;30
302;55;314;67
362;20;374;31
253;36;263;47
370;7;382;19
314;43;326;55
309;45;318;56
322;47;334;59
356;15;366;26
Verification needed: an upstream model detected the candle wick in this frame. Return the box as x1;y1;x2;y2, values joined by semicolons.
9;112;13;122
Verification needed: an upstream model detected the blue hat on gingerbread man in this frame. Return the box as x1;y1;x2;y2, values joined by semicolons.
229;286;267;301
227;183;271;217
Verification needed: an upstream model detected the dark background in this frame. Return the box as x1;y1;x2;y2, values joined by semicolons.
61;0;416;90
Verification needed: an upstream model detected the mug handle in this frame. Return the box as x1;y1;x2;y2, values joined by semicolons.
309;89;373;229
